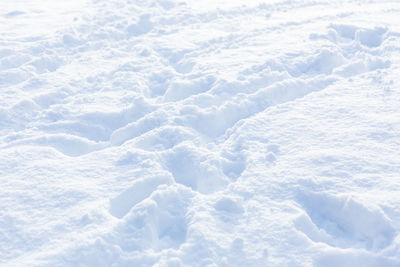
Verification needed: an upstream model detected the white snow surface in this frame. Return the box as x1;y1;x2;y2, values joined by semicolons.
1;0;400;266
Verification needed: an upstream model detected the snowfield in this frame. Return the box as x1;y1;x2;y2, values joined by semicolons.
1;0;400;266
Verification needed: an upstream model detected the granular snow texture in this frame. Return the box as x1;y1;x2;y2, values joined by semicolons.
1;0;400;266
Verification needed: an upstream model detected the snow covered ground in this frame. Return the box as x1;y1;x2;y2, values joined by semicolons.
1;0;400;266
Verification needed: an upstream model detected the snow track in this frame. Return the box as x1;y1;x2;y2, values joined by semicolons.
1;0;400;266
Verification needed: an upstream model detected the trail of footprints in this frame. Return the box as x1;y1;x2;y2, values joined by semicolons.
0;0;397;260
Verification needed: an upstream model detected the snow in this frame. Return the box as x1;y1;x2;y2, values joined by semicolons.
1;0;400;266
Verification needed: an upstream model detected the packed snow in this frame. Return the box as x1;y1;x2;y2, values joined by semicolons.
1;0;400;266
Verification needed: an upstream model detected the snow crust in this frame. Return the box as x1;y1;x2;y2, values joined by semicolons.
1;0;400;266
